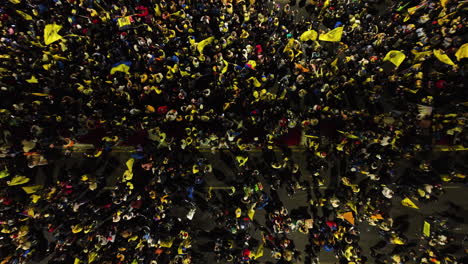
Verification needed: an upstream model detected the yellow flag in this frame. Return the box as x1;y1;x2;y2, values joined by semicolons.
246;60;257;69
423;221;430;237
248;77;261;87
31;93;49;96
126;158;135;172
383;50;406;67
370;214;384;220
110;61;131;75
9;0;21;4
117;16;132;29
235;208;242;218
401;197;419;209
22;185;43;194
337;130;359;139
0;167;9;179
31;194;41;203
433;49;456;66
8;175;30;186
154;4;162;17
146;105;155;112
319;27;344;42
252;243;264;259
440;0;449;8
331;58;338;68
300;30;318;41
26;76;39;84
171;10;186;18
455;43;468;61
16;10;33;20
160;237;175;248
408;1;428;16
236;156;248;166
88;251;98;263
283;38;295;53
248;208;255;220
412;49;432;62
407;6;418;15
44;24;63;45
197;37;215;54
324;0;330;8
222;59;229;74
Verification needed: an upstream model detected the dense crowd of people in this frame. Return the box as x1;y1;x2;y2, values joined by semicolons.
0;0;467;263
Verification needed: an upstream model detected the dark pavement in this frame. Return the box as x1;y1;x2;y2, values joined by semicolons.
29;147;468;264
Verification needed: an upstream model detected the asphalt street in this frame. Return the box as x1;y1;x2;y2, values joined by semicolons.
28;146;468;264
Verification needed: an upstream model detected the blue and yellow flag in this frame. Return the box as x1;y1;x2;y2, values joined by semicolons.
319;27;343;42
117;16;132;29
110;61;131;75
